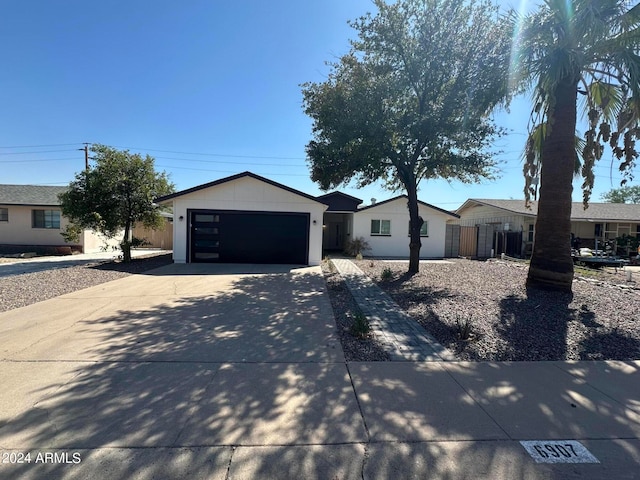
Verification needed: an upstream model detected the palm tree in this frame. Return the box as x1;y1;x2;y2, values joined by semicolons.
510;0;640;292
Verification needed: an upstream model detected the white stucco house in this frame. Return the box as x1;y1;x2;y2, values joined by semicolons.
0;184;120;254
319;192;460;258
156;172;328;265
156;172;459;265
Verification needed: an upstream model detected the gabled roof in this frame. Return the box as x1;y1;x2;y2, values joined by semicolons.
457;198;640;222
0;184;68;206
316;191;363;203
315;191;363;212
356;195;460;218
156;171;327;205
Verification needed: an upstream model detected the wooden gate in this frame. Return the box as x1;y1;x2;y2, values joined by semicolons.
459;226;478;257
445;224;495;258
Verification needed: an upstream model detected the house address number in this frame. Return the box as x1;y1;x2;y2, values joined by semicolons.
520;440;599;464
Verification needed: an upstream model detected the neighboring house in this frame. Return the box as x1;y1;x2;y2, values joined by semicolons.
156;172;327;265
454;198;640;257
0;184;121;254
319;192;460;258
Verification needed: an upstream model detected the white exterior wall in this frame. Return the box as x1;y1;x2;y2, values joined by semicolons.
170;176;326;265
80;229;123;253
352;198;452;258
0;205;72;246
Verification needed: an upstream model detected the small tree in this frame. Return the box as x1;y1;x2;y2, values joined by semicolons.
600;185;640;204
59;144;174;262
302;0;511;273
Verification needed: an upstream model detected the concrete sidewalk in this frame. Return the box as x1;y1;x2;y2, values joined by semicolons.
0;264;638;479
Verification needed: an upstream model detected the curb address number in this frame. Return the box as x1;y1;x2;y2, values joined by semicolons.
520;440;600;464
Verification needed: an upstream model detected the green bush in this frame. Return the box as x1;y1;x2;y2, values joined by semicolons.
381;267;393;281
455;315;474;341
350;311;371;338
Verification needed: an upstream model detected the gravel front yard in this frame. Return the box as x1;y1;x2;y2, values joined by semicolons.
355;259;640;361
0;253;173;313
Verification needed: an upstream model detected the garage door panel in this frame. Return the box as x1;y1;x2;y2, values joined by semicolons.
190;210;308;264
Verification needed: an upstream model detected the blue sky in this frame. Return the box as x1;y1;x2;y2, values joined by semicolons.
0;0;631;210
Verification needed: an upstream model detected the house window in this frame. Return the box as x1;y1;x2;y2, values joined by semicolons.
408;221;428;237
594;223;603;237
0;208;7;222
527;224;534;242
371;219;391;236
32;210;60;229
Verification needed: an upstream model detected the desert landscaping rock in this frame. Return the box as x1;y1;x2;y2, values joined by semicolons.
355;258;640;362
0;253;172;313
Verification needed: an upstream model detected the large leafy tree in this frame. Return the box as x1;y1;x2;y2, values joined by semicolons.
59;144;174;262
302;0;511;273
600;185;640;203
510;0;640;292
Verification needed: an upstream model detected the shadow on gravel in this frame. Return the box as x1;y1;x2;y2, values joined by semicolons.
497;288;574;360
89;253;173;274
580;330;640;360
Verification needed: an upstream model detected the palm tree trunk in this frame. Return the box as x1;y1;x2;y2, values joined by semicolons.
526;78;578;292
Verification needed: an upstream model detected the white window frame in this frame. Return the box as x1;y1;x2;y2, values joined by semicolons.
408;220;428;237
371;219;391;236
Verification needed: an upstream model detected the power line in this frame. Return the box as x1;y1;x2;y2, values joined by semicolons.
153;155;307;167
0;143;84;149
155;164;310;177
0;157;79;163
112;145;306;161
0;149;79;155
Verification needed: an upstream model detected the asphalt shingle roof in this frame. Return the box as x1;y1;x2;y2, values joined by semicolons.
0;184;68;206
462;199;640;222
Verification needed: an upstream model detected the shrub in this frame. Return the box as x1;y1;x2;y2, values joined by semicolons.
344;236;371;257
455;315;474;341
350;311;371;338
381;267;393;281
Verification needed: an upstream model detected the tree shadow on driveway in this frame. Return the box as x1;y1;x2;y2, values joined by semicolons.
0;267;365;479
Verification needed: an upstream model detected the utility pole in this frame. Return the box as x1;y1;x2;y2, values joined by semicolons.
79;143;89;170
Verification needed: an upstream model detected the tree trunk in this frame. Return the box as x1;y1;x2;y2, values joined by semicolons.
526;78;578;292
406;182;423;274
121;221;132;263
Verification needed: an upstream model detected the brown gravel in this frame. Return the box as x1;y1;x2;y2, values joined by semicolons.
355;258;640;361
321;261;390;361
0;253;173;313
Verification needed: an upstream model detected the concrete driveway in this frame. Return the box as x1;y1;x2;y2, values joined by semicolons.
0;264;365;479
1;264;639;479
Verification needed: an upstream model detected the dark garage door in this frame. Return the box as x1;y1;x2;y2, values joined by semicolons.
189;210;309;264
